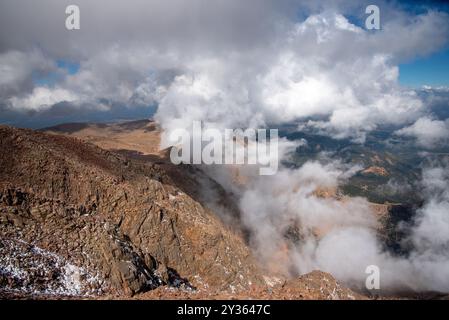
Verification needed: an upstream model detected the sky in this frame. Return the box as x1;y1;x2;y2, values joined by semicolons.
399;46;449;87
27;2;449;90
394;0;449;87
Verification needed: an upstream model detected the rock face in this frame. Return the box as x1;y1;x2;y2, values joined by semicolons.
271;271;365;300
0;124;366;300
0;125;263;297
134;270;364;300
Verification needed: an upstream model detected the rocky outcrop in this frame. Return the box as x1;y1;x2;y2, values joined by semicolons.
0;187;162;296
134;270;364;300
271;271;365;300
0;124;369;300
0;125;263;297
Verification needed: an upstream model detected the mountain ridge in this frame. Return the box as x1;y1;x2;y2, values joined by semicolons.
0;124;264;297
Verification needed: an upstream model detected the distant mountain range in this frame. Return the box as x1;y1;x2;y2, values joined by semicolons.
280;125;449;204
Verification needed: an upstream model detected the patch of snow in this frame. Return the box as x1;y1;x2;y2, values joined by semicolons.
0;238;104;297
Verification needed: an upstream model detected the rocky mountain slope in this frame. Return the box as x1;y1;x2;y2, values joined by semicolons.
0;122;364;299
0;125;263;297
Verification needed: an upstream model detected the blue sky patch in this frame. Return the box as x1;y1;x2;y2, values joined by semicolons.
57;59;80;75
399;46;449;88
32;59;80;87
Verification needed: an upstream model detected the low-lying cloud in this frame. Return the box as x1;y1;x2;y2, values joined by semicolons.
395;116;449;147
230;160;449;293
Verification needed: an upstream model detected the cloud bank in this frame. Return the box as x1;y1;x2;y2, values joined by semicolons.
236;160;449;293
1;0;449;139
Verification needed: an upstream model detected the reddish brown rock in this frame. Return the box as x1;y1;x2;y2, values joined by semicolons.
0;125;262;297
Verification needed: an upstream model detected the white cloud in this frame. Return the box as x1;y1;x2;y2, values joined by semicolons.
8;87;79;111
154;11;444;142
395;117;449;146
1;1;448;138
229;159;449;292
0;50;55;98
406;164;449;292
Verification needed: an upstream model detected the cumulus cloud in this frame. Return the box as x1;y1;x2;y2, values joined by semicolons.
395;116;449;146
1;0;449;136
0;50;55;99
405;163;449;292
8;87;79;112
411;165;449;254
154;8;448;142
